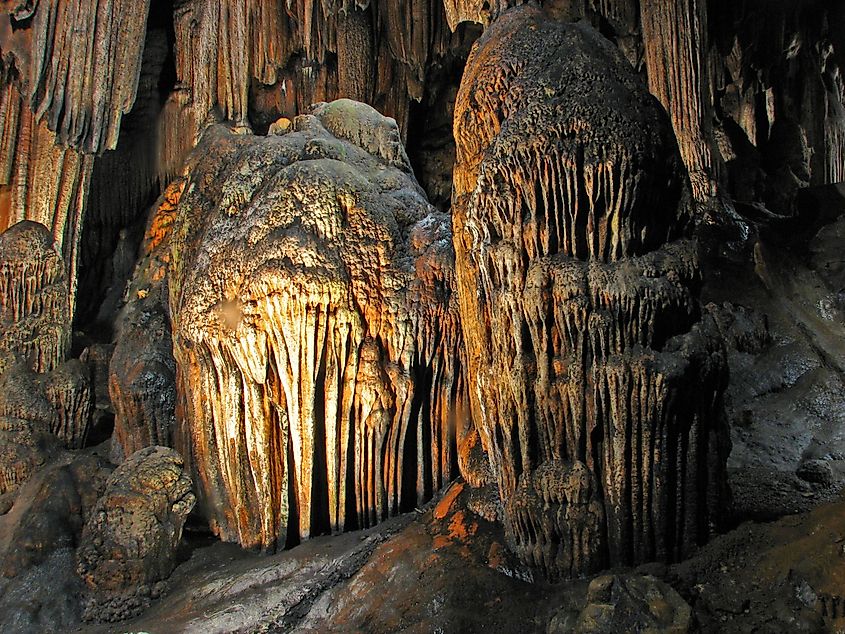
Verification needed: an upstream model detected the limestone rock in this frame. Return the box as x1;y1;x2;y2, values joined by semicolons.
0;416;59;497
168;0;477;141
453;5;729;579
169;99;468;550
0;356;92;498
0;452;112;579
0;0;152;304
76;446;195;622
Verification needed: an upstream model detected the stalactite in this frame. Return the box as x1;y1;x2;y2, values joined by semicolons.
640;0;719;203
0;84;93;303
171;0;475;139
0;0;153;310
169;100;468;550
0;0;151;154
452;6;729;580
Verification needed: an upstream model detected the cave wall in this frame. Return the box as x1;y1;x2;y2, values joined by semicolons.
3;0;841;320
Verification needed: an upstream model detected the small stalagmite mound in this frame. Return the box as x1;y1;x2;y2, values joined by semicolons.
76;446;195;623
169;99;469;550
0;221;70;374
452;5;729;580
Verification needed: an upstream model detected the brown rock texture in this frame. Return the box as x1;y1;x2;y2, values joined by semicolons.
109;181;184;463
0;221;92;476
0;449;113;633
76;446;195;623
550;574;693;634
0;358;95;497
0;220;70;374
169;0;477;139
0;0;151;304
0;415;59;497
0;452;112;579
452;6;728;579
169;100;467;550
640;0;718;203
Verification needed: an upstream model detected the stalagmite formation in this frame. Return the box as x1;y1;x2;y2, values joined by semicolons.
0;222;92;489
0;221;70;373
169;100;467;550
109;181;183;463
76;446;195;622
452;6;728;579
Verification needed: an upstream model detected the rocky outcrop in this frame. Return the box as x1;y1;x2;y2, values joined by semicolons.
169;100;467;550
0;450;112;634
76;446;195;622
549;574;693;633
0;452;112;579
452;6;728;579
0;415;59;497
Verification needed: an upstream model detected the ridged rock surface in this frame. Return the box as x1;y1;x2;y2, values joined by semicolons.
0;0;151;304
0;356;93;492
169;100;467;550
169;0;477;139
452;6;729;579
76;446;195;623
0;221;70;374
0;221;91;489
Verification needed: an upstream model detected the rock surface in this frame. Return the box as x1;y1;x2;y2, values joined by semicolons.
169;100;468;550
109;180;183;463
76;446;195;622
553;574;692;634
0;221;70;374
452;5;729;579
0;447;112;633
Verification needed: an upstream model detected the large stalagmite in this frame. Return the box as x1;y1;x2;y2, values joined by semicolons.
169;100;467;550
452;6;729;579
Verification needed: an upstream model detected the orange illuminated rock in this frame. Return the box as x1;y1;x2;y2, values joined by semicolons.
169;100;470;550
452;5;729;580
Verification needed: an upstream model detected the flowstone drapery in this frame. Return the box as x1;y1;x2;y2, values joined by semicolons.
452;6;730;579
169;100;468;550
